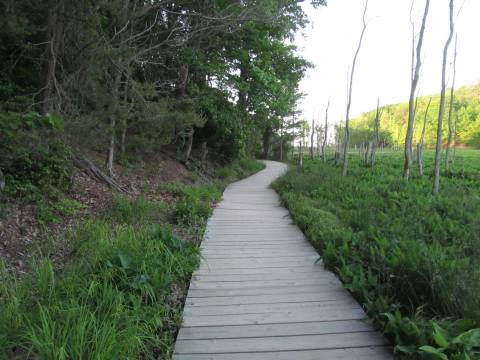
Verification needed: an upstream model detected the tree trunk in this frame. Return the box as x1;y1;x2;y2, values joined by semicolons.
452;113;458;168
106;68;122;177
41;0;66;114
417;143;424;176
299;139;303;168
370;98;381;167
403;0;430;179
433;0;454;195
322;101;329;162
120;78;129;157
262;127;271;159
200;140;208;162
445;35;457;172
0;168;5;192
418;97;432;176
310;118;315;160
184;128;195;164
343;0;369;177
279;121;284;161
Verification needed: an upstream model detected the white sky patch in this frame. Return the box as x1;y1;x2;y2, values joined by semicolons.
295;0;480;125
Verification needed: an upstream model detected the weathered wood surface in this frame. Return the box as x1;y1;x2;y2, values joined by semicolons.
173;161;392;359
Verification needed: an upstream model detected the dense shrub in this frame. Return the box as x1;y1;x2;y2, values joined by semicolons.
0;111;72;198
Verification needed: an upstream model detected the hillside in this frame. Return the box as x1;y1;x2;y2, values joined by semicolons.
348;82;480;148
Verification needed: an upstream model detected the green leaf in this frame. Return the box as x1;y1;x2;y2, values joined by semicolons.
432;322;450;348
452;328;480;347
117;253;132;270
419;346;448;360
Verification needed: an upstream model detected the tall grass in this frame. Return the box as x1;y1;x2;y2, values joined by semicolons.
0;158;265;359
0;198;199;359
273;149;480;359
216;158;265;181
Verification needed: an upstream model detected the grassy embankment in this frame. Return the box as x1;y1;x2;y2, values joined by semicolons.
273;149;480;359
0;158;264;359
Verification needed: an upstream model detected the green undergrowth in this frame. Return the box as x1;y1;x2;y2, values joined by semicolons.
216;158;266;182
273;150;480;359
0;157;264;359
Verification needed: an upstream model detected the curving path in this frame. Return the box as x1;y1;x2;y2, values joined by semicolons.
173;161;392;359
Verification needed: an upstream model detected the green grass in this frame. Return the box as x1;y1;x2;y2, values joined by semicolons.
273;149;480;359
0;197;201;359
0;157;265;359
216;158;266;181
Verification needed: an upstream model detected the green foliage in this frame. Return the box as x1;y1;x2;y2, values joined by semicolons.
273;150;480;359
0;0;316;162
0;197;200;359
36;198;85;225
0;111;71;198
216;158;266;180
106;196;169;225
174;184;221;226
349;83;480;148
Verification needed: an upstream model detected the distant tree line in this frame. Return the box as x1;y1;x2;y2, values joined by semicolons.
346;83;480;149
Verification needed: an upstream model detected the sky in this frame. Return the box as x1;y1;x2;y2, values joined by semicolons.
295;0;480;125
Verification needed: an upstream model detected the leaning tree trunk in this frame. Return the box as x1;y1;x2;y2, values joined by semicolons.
445;35;457;172
403;0;430;179
343;0;369;177
433;0;454;195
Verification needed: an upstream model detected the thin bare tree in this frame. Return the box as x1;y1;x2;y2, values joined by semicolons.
343;0;369;176
403;0;430;179
433;0;455;195
310;117;315;160
370;98;382;167
322;100;330;162
417;97;432;176
445;34;458;171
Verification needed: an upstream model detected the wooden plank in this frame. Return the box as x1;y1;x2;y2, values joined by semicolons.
183;299;359;316
174;332;388;354
177;320;374;340
189;278;341;290
182;307;367;327
194;265;325;276
173;347;393;360
185;291;351;307
187;285;346;298
193;271;336;282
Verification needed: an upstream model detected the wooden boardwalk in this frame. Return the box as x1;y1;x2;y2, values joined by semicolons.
173;161;392;359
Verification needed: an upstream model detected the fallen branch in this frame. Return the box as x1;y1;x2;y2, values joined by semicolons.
73;155;130;194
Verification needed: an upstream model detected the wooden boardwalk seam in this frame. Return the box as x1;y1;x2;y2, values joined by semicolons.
173;161;392;360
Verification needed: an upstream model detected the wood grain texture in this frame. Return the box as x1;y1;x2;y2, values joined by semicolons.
173;161;392;359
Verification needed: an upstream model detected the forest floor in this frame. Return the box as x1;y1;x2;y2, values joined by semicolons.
273;148;480;359
0;152;193;273
0;152;264;359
